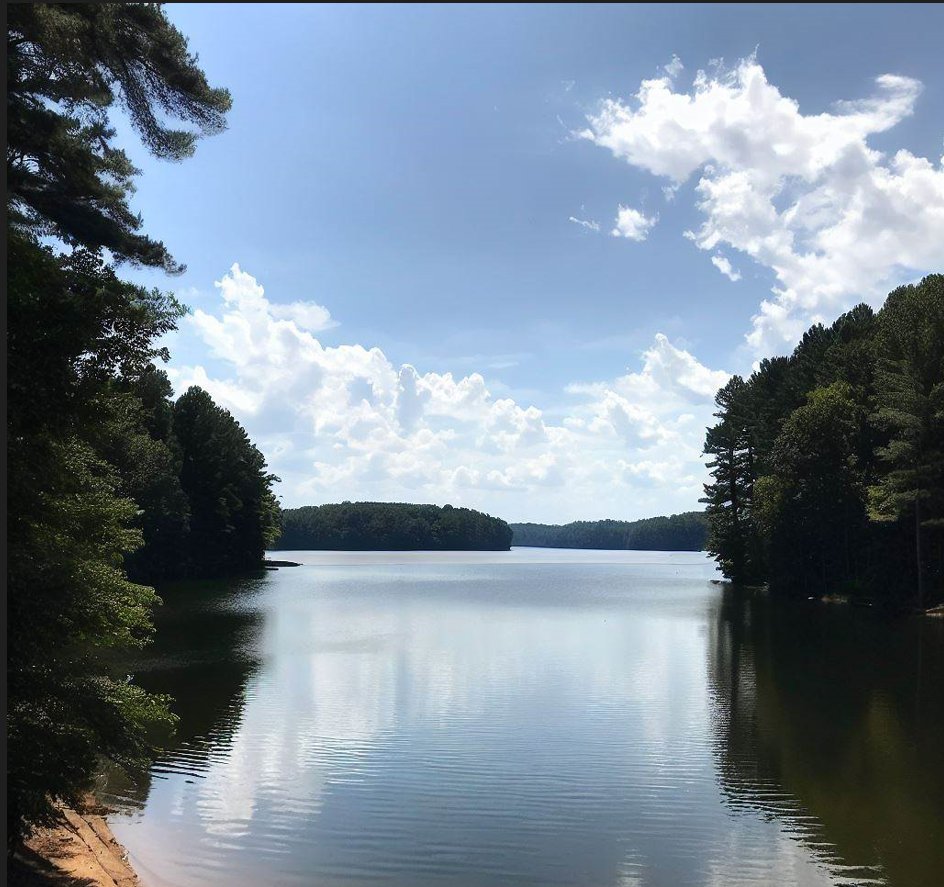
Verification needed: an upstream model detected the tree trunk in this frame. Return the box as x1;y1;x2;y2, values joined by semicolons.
915;495;925;610
729;443;742;583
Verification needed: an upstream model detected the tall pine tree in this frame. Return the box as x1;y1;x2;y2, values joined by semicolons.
868;275;944;608
7;4;233;843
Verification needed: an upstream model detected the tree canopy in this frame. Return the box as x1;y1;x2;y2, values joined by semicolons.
173;387;282;576
5;2;277;846
7;3;231;271
277;502;513;551
702;276;944;608
7;230;183;842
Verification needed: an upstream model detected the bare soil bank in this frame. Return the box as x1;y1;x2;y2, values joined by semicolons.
10;803;140;887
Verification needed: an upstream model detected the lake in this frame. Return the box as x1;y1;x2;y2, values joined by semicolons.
102;549;944;887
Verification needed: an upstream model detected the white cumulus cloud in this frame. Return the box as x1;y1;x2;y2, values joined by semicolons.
611;205;658;241
580;56;944;355
169;266;728;522
270;300;336;332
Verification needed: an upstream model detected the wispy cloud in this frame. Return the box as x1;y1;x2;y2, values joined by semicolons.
711;254;741;282
569;216;601;232
663;55;684;79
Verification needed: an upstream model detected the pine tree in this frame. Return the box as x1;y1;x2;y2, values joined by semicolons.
7;4;232;843
7;3;231;270
702;376;760;583
173;388;281;576
868;275;944;608
756;383;868;597
7;233;182;843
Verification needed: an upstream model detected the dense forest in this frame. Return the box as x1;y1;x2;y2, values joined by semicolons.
277;502;514;551
510;512;708;550
702;277;944;609
7;5;277;845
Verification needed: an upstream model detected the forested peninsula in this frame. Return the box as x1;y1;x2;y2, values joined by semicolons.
702;276;944;610
510;512;708;550
277;502;514;550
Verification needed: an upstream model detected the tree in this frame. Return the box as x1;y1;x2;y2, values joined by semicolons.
7;233;183;843
755;383;868;597
92;370;192;583
868;276;944;608
7;3;233;844
7;3;231;270
701;280;941;607
509;514;707;550
702;376;762;583
173;388;281;576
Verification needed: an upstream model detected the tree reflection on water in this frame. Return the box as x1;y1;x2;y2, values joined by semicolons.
98;574;268;808
707;588;944;887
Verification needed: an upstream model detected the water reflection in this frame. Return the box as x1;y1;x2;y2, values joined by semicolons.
104;556;944;887
708;589;944;887
99;574;267;809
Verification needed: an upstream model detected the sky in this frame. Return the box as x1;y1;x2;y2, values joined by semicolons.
115;3;944;523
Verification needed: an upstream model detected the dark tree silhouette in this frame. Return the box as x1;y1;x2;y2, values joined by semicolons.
703;282;944;608
278;502;513;551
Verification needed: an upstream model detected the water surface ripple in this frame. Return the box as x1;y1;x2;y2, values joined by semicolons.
103;550;944;887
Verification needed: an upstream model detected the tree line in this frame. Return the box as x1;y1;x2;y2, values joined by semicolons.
510;512;707;550
7;5;277;845
277;502;514;551
702;277;944;609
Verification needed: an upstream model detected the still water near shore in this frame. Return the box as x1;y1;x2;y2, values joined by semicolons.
102;549;944;887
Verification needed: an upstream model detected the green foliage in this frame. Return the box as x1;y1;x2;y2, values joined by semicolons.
7;234;182;844
868;276;944;521
6;3;251;847
703;283;943;607
755;383;869;596
173;387;282;575
91;373;192;583
278;502;513;551
867;276;944;606
510;512;707;550
7;3;231;271
701;377;764;583
7;231;186;434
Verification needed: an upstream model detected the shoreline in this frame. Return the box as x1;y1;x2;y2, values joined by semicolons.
11;802;141;887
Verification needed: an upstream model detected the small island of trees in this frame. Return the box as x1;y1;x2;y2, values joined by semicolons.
277;502;514;551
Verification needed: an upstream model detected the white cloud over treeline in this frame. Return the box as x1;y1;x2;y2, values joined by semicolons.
170;265;728;521
580;56;944;355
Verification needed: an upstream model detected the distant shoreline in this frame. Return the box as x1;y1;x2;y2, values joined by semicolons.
510;512;707;551
509;542;707;552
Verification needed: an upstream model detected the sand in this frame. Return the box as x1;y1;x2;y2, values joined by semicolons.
10;803;140;887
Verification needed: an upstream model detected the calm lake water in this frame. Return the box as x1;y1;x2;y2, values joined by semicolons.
102;550;944;887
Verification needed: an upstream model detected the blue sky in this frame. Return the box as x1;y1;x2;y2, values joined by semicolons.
117;4;944;522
